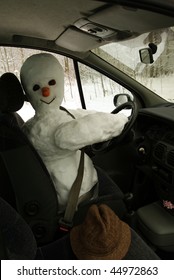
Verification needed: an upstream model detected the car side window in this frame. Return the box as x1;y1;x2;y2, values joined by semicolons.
0;46;133;121
0;47;82;121
78;62;133;112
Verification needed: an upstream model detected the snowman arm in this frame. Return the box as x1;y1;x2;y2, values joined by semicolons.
68;108;97;118
54;112;128;150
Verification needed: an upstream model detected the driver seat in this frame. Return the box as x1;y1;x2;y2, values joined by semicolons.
0;73;162;261
0;73;59;245
0;72;130;245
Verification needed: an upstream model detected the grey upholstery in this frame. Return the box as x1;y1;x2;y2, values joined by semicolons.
0;73;59;245
137;201;174;252
0;197;37;259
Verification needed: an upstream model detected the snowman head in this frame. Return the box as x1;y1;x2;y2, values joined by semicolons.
20;53;64;112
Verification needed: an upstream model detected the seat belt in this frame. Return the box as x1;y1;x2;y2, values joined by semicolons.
59;149;85;231
59;106;85;231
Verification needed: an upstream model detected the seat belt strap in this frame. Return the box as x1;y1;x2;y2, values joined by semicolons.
59;106;85;230
59;149;85;230
60;106;76;119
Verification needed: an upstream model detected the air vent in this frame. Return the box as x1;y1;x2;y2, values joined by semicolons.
153;142;166;160
167;150;174;167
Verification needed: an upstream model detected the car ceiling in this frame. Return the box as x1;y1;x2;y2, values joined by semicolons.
0;0;174;55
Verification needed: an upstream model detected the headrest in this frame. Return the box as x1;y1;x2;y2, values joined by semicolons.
0;73;25;112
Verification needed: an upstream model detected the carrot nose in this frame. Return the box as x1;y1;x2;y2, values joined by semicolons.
42;87;50;97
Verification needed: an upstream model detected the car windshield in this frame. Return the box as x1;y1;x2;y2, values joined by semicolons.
93;26;174;102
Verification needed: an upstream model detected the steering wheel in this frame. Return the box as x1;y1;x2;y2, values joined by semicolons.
91;100;138;153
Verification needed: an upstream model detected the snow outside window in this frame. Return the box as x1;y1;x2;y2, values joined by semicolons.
78;62;133;113
0;47;82;121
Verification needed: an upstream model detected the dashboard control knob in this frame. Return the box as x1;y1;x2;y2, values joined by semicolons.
138;146;146;155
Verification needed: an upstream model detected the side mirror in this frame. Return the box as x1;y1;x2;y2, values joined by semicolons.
113;93;133;107
139;43;157;64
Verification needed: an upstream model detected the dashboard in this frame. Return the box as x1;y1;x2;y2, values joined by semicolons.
134;104;174;213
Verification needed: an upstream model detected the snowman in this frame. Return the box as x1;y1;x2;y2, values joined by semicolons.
20;53;128;212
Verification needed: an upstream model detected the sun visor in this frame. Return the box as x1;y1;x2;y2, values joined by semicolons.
55;4;174;52
89;5;174;33
56;23;137;52
55;26;104;52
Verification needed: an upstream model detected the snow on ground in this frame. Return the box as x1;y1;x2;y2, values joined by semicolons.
18;95;117;121
18;84;131;121
18;75;174;122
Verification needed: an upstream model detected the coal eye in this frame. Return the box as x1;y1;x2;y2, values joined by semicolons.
48;79;56;86
33;84;40;91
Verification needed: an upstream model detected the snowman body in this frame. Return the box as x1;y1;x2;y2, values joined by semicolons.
23;107;98;211
20;53;128;211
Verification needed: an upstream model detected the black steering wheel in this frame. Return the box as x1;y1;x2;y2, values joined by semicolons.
91;100;138;153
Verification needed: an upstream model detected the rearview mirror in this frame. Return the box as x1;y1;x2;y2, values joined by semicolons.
139;48;154;64
139;43;157;64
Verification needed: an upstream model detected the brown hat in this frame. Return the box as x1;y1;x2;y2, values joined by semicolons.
70;204;131;260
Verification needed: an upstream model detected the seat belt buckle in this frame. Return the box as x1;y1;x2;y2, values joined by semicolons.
59;217;73;232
